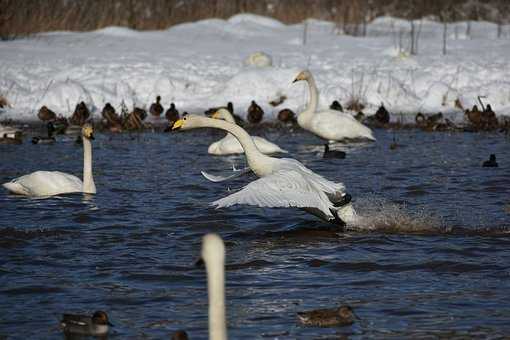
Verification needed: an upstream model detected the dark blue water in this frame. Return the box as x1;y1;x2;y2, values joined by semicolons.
1;127;509;339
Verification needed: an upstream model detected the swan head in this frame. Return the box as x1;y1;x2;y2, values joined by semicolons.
293;70;311;83
172;114;212;131
201;233;225;267
81;123;94;140
212;108;236;124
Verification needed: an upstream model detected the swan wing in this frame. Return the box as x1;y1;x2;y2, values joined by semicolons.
3;171;83;196
212;169;337;217
310;110;375;141
252;136;287;154
201;167;251;182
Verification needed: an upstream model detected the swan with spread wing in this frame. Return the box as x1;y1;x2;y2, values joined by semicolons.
173;113;356;226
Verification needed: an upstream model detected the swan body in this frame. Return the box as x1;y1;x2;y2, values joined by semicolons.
293;70;375;142
202;233;227;340
173;114;356;225
208;109;287;155
3;124;96;196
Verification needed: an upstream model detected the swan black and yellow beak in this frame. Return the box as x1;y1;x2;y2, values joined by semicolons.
292;77;299;83
172;119;184;130
211;111;221;119
89;133;95;140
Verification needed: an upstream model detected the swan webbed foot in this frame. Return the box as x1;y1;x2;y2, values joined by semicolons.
329;208;346;230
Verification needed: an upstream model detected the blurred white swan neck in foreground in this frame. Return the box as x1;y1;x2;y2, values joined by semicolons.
202;233;227;340
208;109;287;155
2;124;96;196
293;70;375;142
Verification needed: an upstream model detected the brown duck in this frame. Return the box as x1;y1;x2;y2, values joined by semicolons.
247;100;264;124
277;108;296;123
150;95;164;117
37;106;57;122
69;101;90;126
165;103;180;124
101;103;122;132
297;305;358;327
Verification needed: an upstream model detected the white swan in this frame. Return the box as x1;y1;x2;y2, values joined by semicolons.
202;233;227;340
173;114;356;226
3;124;96;196
293;70;375;142
208;109;287;155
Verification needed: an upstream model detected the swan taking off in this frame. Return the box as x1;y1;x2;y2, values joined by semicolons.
173;114;356;226
208;108;287;155
202;233;227;340
3;124;96;196
293;70;375;142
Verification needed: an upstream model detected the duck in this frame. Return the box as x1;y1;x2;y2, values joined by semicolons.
0;133;22;144
277;108;297;124
171;330;189;340
329;100;343;112
37;105;57;122
483;154;498;167
165;103;180;124
297;305;358;327
293;70;375;142
101;102;122;132
173;114;356;226
247;100;264;124
123;107;147;130
3;124;96;196
150;95;164;117
0;123;22;139
60;311;113;336
32;122;56;144
69;101;91;126
208;108;287;155
202;233;227;340
323;144;346;159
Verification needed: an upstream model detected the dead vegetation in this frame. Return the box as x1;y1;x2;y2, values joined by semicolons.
0;0;508;40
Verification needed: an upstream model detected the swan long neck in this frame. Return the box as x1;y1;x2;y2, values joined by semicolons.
298;74;319;125
82;137;96;194
204;118;273;176
207;254;227;340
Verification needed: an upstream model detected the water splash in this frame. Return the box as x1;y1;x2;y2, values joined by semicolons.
349;195;448;234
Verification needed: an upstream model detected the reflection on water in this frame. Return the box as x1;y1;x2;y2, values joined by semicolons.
0;128;509;338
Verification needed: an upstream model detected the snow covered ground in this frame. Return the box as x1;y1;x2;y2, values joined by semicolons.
0;14;509;122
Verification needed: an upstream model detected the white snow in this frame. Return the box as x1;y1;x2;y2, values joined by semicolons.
0;13;509;122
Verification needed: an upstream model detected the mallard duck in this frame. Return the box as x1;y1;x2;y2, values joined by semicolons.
165;103;180;124
0;133;22;144
297;305;357;327
329;100;343;112
277;108;296;124
483;154;498;167
60;311;113;336
101;103;122;132
247;100;264;124
37;105;57;122
32;122;56;144
69;101;90;126
150;95;164;117
123;108;147;130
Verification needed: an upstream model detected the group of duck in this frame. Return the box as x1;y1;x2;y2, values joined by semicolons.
59;233;358;338
0;69;502;337
2;70;370;226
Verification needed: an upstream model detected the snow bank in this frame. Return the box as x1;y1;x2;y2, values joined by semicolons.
0;14;509;122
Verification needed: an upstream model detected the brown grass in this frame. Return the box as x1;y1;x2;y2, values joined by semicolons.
0;0;507;40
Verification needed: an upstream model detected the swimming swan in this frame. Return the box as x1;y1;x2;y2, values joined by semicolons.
208;108;287;155
202;233;227;340
3;124;96;196
293;70;375;142
173;114;356;226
